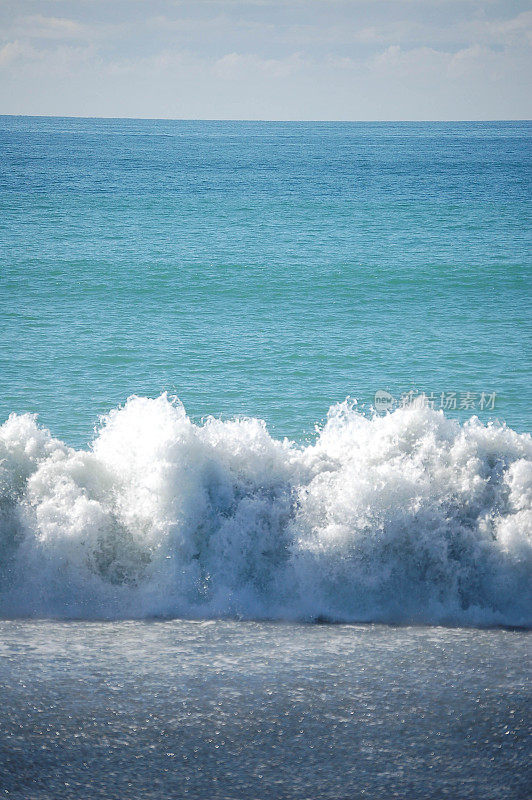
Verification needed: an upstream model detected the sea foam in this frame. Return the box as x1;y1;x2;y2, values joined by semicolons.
0;394;530;625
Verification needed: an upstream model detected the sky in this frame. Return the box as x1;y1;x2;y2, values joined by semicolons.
0;0;531;120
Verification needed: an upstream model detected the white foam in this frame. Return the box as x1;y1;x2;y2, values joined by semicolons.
0;395;530;625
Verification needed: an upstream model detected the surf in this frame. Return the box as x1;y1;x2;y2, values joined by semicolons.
0;394;530;626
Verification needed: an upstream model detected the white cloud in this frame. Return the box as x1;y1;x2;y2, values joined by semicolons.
21;15;87;39
370;44;449;74
368;39;530;85
472;10;532;47
0;40;31;67
0;0;530;118
213;51;305;78
2;15;90;41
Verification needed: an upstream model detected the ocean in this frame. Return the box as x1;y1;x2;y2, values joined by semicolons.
0;117;530;798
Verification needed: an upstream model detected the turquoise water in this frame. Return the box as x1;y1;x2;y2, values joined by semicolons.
0;118;531;627
1;117;530;445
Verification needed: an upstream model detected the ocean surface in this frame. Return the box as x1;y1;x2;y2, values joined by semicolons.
0;118;530;797
1;621;530;800
1;117;530;443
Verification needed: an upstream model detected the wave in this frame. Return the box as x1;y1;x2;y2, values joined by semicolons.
0;394;530;626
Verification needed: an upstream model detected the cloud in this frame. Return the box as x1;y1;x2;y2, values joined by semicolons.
368;39;530;84
0;41;30;67
473;10;532;47
370;44;449;74
0;38;97;74
4;15;89;41
271;9;532;49
0;0;530;118
213;51;305;78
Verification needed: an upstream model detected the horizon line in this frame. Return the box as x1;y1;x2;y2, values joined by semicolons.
1;113;530;124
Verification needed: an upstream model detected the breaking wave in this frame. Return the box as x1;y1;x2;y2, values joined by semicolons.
0;394;530;626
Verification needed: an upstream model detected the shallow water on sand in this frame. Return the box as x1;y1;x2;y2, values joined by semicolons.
0;620;529;799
